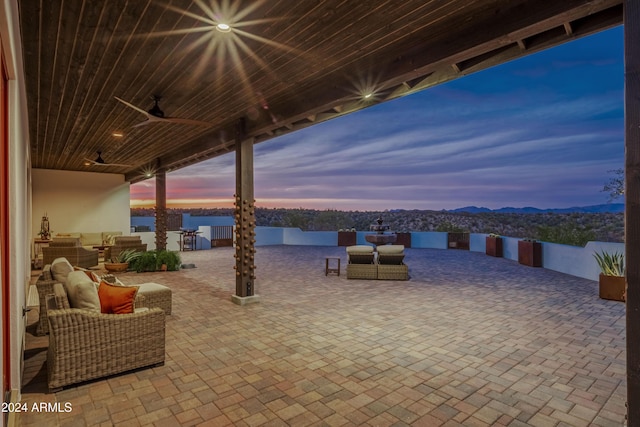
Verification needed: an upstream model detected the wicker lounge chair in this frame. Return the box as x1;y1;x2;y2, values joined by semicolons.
377;245;409;280
42;238;99;268
346;245;377;279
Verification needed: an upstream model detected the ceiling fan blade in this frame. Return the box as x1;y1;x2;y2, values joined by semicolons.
164;117;212;127
114;96;150;116
83;157;131;167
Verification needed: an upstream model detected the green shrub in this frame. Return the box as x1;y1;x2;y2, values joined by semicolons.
536;223;596;247
156;250;181;271
135;250;158;272
436;221;465;232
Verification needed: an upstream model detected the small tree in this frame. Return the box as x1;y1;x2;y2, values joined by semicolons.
603;168;624;201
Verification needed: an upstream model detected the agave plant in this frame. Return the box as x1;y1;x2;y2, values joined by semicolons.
113;248;142;264
593;250;625;277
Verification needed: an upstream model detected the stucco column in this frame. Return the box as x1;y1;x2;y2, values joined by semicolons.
232;118;259;305
155;170;167;250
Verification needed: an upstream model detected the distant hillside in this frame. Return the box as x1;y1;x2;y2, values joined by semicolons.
449;204;624;214
131;206;625;243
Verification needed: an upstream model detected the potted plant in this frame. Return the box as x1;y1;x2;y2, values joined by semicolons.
594;250;625;301
104;249;141;273
518;238;542;267
485;233;503;257
135;250;159;273
155;250;181;271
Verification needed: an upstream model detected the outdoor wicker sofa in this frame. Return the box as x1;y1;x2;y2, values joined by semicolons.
46;281;165;391
35;258;172;336
41;263;166;391
42;237;99;268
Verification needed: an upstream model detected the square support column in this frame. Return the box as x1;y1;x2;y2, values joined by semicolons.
233;118;259;305
155;170;167;251
626;0;640;423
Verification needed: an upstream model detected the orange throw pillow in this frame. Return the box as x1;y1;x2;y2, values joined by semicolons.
98;281;139;314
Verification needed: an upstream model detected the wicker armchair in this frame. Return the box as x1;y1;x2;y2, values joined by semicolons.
104;236;147;262
42;238;99;268
346;245;378;279
46;282;165;391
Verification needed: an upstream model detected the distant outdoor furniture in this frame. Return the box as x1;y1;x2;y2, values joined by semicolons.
346;245;409;281
325;257;340;276
33;238;52;269
346;245;377;279
177;229;201;251
448;232;470;250
377;245;409;280
104;236;147;262
52;231;123;249
211;225;233;247
42;238;99;268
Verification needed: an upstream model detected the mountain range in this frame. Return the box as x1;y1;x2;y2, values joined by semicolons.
447;203;624;214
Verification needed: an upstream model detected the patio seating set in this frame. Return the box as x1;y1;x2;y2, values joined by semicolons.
41;234;147;268
346;245;409;280
34;256;171;392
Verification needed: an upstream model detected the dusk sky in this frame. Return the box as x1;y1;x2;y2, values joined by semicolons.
131;26;624;211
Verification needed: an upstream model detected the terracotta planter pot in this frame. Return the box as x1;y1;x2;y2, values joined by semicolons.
599;274;626;301
485;236;503;257
104;262;128;273
518;240;542;267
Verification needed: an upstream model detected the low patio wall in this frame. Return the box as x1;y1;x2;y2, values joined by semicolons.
135;228;624;282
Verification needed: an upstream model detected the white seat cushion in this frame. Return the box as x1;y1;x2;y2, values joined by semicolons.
377;245;405;254
346;245;374;254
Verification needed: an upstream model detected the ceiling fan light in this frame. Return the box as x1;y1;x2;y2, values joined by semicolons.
216;23;231;33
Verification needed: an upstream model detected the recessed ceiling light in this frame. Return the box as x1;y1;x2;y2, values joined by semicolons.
216;23;231;33
112;132;124;137
363;93;373;99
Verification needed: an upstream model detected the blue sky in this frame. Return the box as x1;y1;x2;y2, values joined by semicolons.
131;26;624;211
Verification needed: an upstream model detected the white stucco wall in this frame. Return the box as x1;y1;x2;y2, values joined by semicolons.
32;169;131;237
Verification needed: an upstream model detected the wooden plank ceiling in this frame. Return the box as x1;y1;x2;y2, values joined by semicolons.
19;0;622;183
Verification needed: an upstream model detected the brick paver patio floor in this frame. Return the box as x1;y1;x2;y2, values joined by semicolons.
19;246;627;426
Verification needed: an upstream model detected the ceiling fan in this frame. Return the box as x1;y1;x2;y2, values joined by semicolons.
115;95;212;128
83;151;131;167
